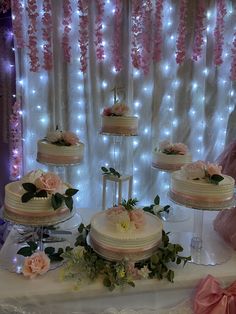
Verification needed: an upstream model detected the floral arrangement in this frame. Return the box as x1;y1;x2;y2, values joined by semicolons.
61;222;191;291
101;166;120;178
142;195;170;218
158;140;188;155
103;103;129;117
46;129;80;146
181;161;224;185
21;170;78;211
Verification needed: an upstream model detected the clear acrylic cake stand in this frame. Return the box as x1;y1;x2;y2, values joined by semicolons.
168;195;235;266
152;167;190;223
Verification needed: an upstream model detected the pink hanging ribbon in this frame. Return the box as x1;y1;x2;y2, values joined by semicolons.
214;0;227;66
42;0;53;71
0;0;11;13
140;0;152;75
153;0;163;63
78;0;89;73
194;275;236;314
94;0;105;62
112;0;123;72
26;0;40;72
192;0;206;62
62;0;72;63
176;0;187;65
12;0;24;48
131;0;142;69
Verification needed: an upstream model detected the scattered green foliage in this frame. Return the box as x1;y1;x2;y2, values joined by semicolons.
121;198;139;211
101;166;121;178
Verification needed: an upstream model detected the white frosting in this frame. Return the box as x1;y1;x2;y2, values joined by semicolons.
152;151;192;166
101;116;138;135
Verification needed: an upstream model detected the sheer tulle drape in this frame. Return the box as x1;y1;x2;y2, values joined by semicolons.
15;0;236;210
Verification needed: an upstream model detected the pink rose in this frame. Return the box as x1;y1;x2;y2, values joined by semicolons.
159;140;171;151
111;103;129;116
181;161;206;180
62;131;80;145
22;251;50;279
206;163;222;177
129;209;146;229
34;172;62;193
172;143;188;155
103;107;112;116
46;130;62;143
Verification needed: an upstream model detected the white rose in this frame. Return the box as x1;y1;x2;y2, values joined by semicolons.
46;130;62;143
181;161;206;180
21;170;44;184
153;205;164;214
159;140;171;151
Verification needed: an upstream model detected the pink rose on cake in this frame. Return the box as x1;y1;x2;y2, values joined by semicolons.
22;251;50;279
103;107;113;116
206;162;222;176
159;141;188;155
159;140;172;152
172;143;188;155
46;130;62;143
62;131;80;145
129;209;146;229
111;103;129;116
106;205;129;223
181;161;206;179
35;172;62;193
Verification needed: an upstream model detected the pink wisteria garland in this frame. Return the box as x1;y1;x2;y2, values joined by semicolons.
214;0;226;66
140;0;153;75
62;0;72;63
0;0;11;13
42;0;53;71
131;0;142;70
12;0;24;49
9;101;23;180
176;0;188;65
94;0;105;61
26;0;40;72
78;0;89;73
230;31;236;81
192;0;206;62
112;0;123;72
153;0;163;63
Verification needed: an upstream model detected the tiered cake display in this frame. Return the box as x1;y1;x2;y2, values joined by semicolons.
169;160;235;265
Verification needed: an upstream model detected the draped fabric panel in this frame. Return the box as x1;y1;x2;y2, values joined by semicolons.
15;0;236;210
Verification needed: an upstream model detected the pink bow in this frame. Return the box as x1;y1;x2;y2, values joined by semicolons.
194;275;236;314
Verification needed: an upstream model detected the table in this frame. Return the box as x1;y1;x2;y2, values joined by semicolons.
0;208;235;314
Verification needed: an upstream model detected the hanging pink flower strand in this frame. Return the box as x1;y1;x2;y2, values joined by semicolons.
12;0;24;49
153;0;163;63
42;0;53;71
94;0;105;61
78;0;89;73
112;0;123;72
176;0;188;65
9;101;23;180
131;0;142;70
62;0;72;63
26;0;40;72
214;0;226;66
192;0;206;62
0;0;11;13
140;0;153;75
230;31;236;81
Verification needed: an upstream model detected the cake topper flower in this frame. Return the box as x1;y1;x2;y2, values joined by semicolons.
158;141;188;155
46;128;80;146
181;161;224;185
102;103;130;117
22;251;50;279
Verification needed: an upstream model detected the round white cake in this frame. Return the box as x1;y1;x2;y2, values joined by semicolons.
37;130;84;165
89;208;163;262
170;161;235;209
4;170;78;226
152;141;192;171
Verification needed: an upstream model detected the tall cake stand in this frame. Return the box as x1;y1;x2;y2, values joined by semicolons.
168;193;235;266
152;165;190;223
0;210;76;273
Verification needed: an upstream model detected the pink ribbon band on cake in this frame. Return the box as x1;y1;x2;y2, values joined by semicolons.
37;153;83;164
152;162;185;171
4;204;69;217
170;190;233;204
194;275;236;314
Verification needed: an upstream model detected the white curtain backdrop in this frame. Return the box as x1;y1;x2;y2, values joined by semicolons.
15;0;236;211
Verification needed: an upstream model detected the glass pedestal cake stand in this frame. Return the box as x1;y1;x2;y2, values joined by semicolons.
152;166;190;223
167;193;235;266
0;210;78;273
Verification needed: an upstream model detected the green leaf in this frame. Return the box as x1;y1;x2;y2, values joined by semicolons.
17;246;34;257
35;190;48;198
154;195;160;205
65;196;73;211
101;166;108;173
167;270;175;282
51;193;63;210
26;241;38;251
22;183;37;193
78;223;85;233
44;247;55;255
109;167;116;174
211;174;224;184
128;281;135;287
21;192;35;203
65;188;79;196
103;277;111;287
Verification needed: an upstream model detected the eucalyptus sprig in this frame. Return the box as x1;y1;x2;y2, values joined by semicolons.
101;166;121;178
121;198;138;211
142;195;170;218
